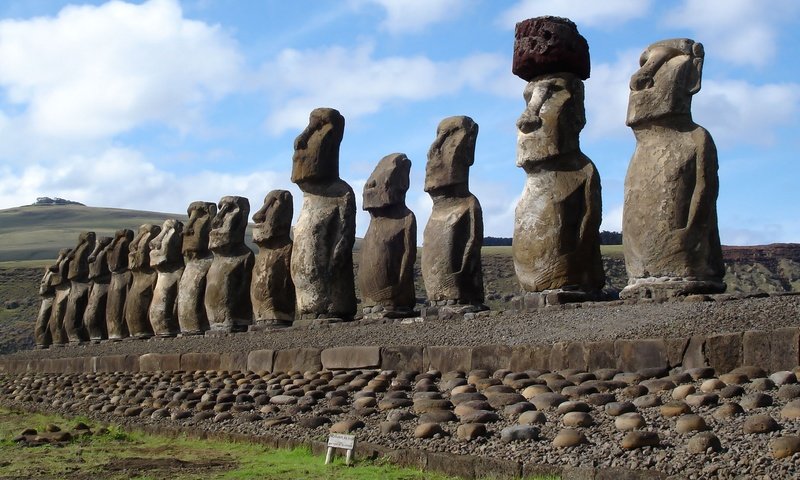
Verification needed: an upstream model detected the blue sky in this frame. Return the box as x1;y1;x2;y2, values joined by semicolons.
0;0;798;245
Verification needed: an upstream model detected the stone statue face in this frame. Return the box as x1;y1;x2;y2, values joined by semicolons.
182;201;217;257
424;116;478;193
209;196;249;251
626;38;704;127
252;190;293;244
516;73;584;167
52;248;72;286
88;236;112;279
149;219;184;267
291;108;345;186
67;231;96;280
363;153;411;211
128;224;161;270
108;229;134;272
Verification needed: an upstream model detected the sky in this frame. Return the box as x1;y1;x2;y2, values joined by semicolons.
0;0;798;245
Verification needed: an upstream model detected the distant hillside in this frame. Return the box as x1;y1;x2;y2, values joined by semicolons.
0;205;198;262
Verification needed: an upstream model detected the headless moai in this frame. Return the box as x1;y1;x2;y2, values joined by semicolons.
205;196;254;332
106;229;134;340
421;116;485;313
251;190;295;329
621;38;725;299
511;17;605;305
358;153;417;318
48;248;72;346
149;219;185;337
84;236;113;342
125;224;161;339
177;201;217;335
290;108;357;323
34;253;65;348
64;232;95;343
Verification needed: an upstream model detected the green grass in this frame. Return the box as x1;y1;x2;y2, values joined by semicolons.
0;407;560;480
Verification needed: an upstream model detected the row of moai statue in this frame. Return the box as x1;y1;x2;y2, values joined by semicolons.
33;107;487;347
33;16;726;347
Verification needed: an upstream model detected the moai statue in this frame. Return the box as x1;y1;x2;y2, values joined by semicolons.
621;38;725;299
125;224;161;339
84;236;113;342
205;196;254;332
421;116;485;314
106;229;134;340
178;201;217;335
290;108;357;323
64;231;95;343
48;248;72;346
33;254;65;348
149;219;185;337
511;16;605;306
358;153;417;318
250;190;295;329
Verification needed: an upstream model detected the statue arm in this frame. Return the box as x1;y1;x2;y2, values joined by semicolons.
399;213;417;285
579;166;602;244
686;130;718;230
457;199;483;276
331;193;356;270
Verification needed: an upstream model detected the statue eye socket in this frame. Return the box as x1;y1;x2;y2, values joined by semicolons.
639;51;649;67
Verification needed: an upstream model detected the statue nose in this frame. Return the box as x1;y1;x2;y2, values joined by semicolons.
630;73;654;91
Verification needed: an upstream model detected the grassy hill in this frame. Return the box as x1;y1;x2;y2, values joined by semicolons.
0;205;260;262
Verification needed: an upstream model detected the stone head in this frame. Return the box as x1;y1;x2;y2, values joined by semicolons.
41;249;69;293
516;73;585;167
627;38;704;127
128;224;161;270
252;190;293;244
182;201;217;257
209;196;249;251
107;229;134;272
425;116;478;193
51;248;72;286
67;231;96;281
363;153;411;211
149;219;184;268
513;16;590;82
88;236;113;280
291;108;345;187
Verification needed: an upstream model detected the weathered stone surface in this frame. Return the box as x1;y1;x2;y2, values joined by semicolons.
206;196;254;332
64;231;95;343
510;345;551;371
512;16;589;82
422;116;485;306
423;346;471;373
615;339;668;372
94;354;139;373
49;248;72;345
770;436;800;459
34;254;63;347
381;346;423;372
330;418;364;434
291;108;356;321
771;327;800;372
249;190;295;328
742;330;771;369
246;349;275;373
687;431;721;454
149;219;184;337
321;346;381;370
125;224;161;339
622;38;725;299
553;428;586;448
138;353;180;372
84;236;112;341
273;348;321;373
705;333;742;375
178;201;217;335
470;345;512;372
743;414;780;434
513;72;603;295
501;425;539;443
180;353;220;371
106;229;133;340
219;352;248;372
621;431;660;449
359;153;416;314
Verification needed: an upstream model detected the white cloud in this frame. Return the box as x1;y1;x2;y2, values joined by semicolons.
584;49;642;139
601;203;624;233
0;148;294;222
695;80;800;147
497;0;652;29
0;0;242;139
663;0;800;68
365;0;464;34
258;43;508;135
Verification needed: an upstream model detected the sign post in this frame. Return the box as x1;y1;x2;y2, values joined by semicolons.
325;433;356;466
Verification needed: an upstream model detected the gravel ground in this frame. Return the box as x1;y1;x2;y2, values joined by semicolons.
2;365;799;479
6;294;800;360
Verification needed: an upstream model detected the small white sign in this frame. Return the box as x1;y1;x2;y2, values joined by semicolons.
327;433;355;449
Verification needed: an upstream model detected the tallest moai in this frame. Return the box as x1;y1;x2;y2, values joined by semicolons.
511;16;605;305
621;38;725;299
